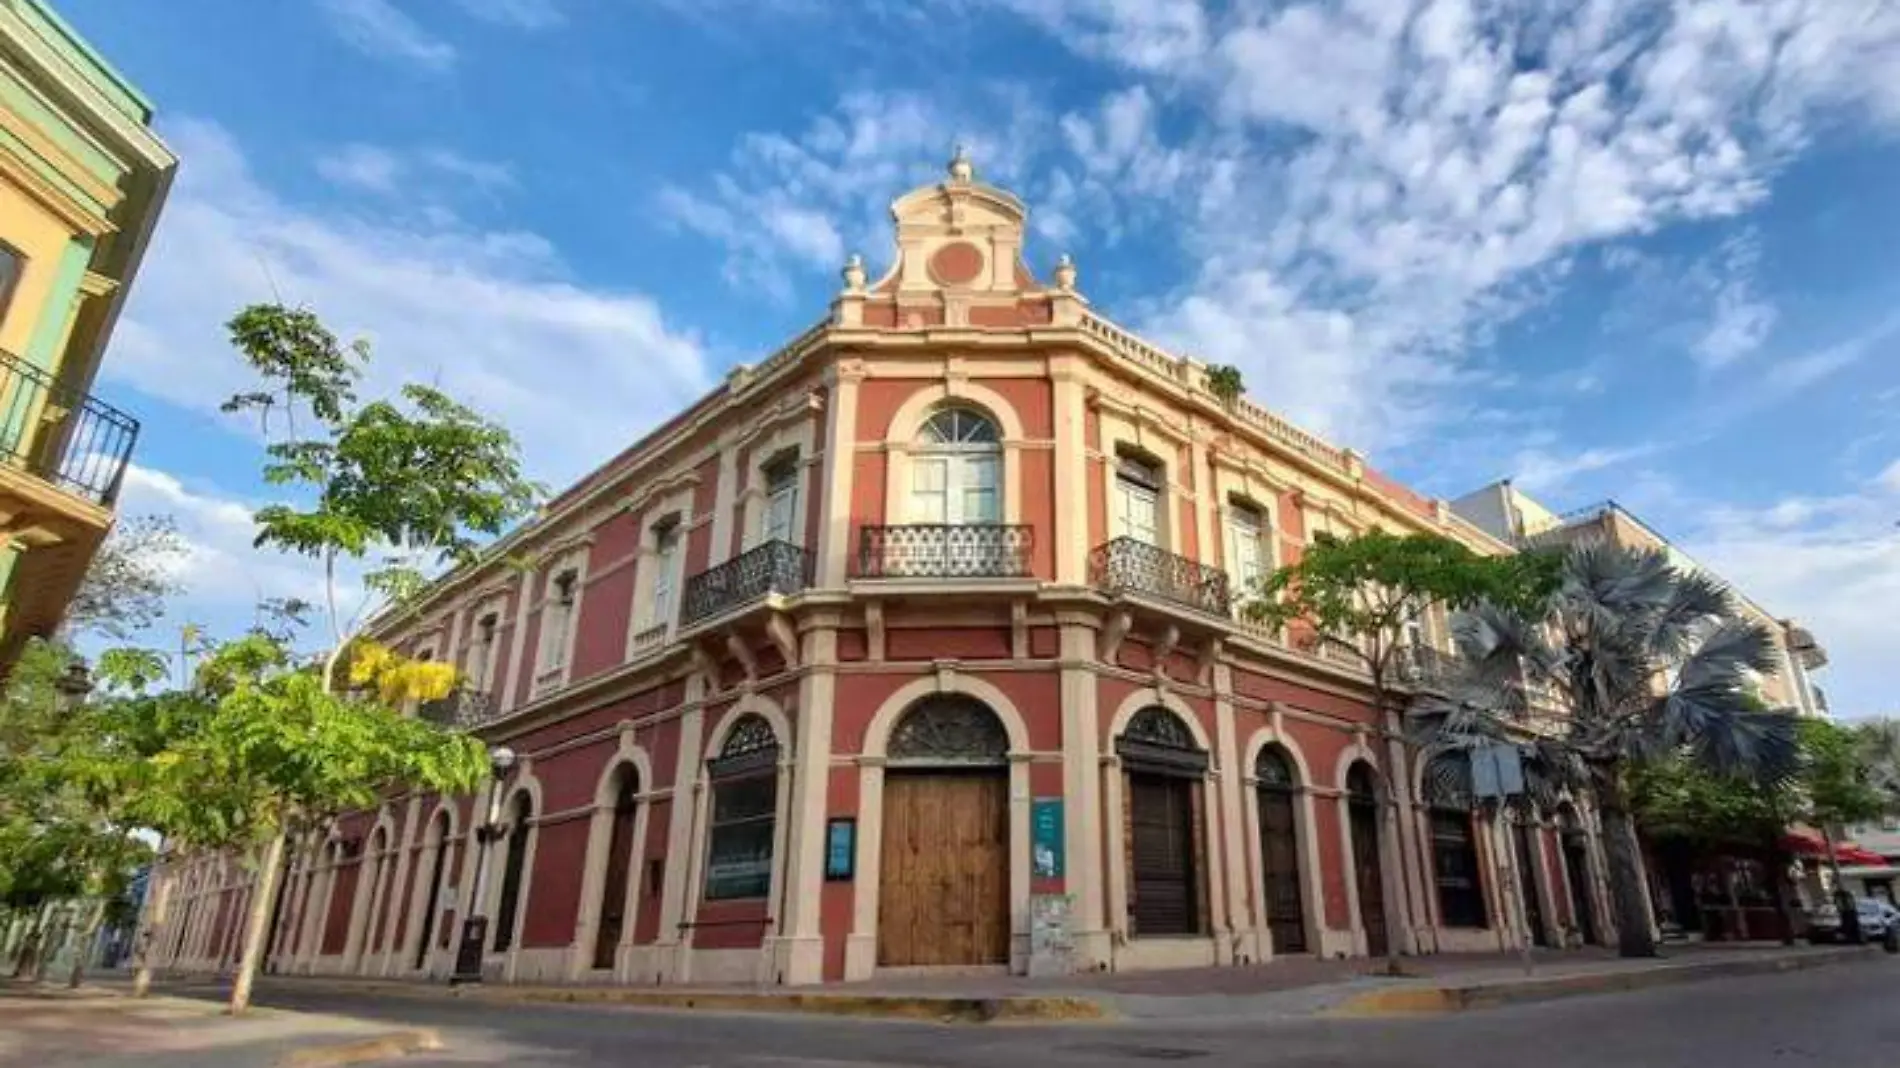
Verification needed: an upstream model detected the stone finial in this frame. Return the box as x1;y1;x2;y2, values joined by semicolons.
1054;253;1077;291
948;143;975;184
842;253;866;292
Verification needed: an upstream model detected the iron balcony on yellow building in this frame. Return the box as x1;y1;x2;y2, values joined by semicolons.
0;0;174;668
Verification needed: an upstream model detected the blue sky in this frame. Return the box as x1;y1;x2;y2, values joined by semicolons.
54;0;1900;715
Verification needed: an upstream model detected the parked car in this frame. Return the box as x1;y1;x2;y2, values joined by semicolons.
1806;897;1900;942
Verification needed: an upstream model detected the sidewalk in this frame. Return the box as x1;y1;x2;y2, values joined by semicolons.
0;980;438;1067
177;941;1886;1023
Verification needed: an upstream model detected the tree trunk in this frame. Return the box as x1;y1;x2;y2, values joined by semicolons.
132;866;175;997
228;831;287;1015
1596;777;1658;958
11;916;40;979
66;901;105;988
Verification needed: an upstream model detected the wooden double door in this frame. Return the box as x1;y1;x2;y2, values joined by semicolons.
1349;797;1389;957
878;771;1009;967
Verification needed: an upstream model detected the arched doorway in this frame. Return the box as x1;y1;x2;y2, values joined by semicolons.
592;765;641;971
1425;753;1488;932
1558;805;1598;946
1255;745;1307;954
493;793;533;953
1119;707;1208;937
1511;812;1550;947
1345;762;1388;957
413;811;451;971
878;695;1010;966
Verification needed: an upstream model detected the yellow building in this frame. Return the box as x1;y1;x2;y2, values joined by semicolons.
0;0;174;668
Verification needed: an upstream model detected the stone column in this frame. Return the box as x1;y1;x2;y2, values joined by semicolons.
1058;619;1107;968
775;620;838;984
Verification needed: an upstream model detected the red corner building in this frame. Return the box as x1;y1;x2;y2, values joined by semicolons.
150;153;1621;987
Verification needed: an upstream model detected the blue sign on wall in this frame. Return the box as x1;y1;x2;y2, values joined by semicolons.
825;818;856;881
1032;798;1064;879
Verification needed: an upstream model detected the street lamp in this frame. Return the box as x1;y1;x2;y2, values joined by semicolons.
450;745;515;985
53;658;93;713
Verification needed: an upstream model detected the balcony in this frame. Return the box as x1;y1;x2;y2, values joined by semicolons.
1089;537;1231;616
680;539;813;628
2;348;139;507
1395;642;1459;685
857;524;1033;579
418;688;500;729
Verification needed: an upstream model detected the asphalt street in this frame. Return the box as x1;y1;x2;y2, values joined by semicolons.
151;958;1900;1068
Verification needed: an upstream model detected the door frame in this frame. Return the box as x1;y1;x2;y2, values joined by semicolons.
877;768;1011;967
1240;730;1327;962
846;674;1031;981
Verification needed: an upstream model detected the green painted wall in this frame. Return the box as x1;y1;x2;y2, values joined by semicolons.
0;63;124;190
23;232;87;373
15;0;154;123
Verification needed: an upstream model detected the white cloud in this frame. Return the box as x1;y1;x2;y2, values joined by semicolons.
106;118;709;490
962;0;1900;454
317;144;515;197
453;0;564;29
1685;469;1900;717
658;89;1056;300
1508;441;1666;495
1879;458;1900;494
1690;235;1776;369
316;0;456;71
114;465;351;625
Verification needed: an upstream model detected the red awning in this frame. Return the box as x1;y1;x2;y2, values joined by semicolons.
1838;846;1891;867
1780;831;1827;857
1776;833;1891;867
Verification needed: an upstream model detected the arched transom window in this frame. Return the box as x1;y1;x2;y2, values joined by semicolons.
911;406;1000;525
888;695;1009;765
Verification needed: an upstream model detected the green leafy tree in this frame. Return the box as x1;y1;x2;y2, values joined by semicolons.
1248;529;1558;970
1855;717;1900;812
1798;717;1889;939
189;304;538;1013
222;303;541;691
1412;542;1800;958
124;634;487;1011
0;641;165;983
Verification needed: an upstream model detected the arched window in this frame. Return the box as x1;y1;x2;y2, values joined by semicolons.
1117;708;1207;937
593;766;641;969
493;792;533;952
1254;745;1306;953
1427;754;1487;929
911;406;1000;525
705;715;780;902
1345;761;1389;956
888;695;1009;765
414;812;451;970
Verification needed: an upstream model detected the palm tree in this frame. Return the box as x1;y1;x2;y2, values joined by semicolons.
1856;718;1900;813
1412;541;1799;958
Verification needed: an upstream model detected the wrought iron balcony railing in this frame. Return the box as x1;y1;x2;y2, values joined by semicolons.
418;688;500;729
680;539;813;627
1088;536;1231;616
857;523;1034;579
1;348;139;506
1394;642;1459;685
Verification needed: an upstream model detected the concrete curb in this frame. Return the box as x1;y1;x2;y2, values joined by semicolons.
275;1028;442;1067
252;977;1107;1024
457;985;1109;1023
1331;947;1881;1016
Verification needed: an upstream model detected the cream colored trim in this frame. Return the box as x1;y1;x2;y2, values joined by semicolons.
654;674;707;979
880;376;1028;529
739;419;816;552
529;549;590;699
707;440;741;568
846;666;1035;981
397;802;458;977
814;362;862;588
1096;411;1181;551
1238;725;1328;958
499;569;535;714
488;767;546;980
572;733;656;980
1104;686;1212;751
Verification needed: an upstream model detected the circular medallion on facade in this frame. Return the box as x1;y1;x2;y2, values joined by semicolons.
928;241;985;286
